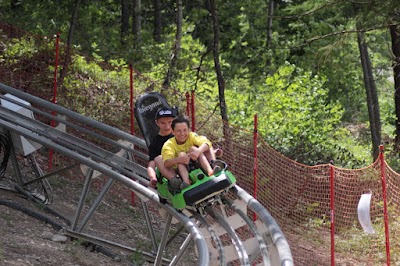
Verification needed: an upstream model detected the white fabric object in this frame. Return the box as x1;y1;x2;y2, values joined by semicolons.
1;94;42;155
357;193;375;234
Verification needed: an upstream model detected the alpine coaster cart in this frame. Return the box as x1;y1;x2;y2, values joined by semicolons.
134;92;236;210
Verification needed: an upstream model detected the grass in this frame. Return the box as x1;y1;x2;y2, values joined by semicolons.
333;216;399;265
128;250;145;264
0;213;13;227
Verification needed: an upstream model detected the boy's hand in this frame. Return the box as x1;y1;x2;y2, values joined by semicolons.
215;148;223;158
178;153;191;164
188;149;201;160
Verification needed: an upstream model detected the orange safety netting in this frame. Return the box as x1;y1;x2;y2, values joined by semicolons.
1;21;398;265
192;93;394;265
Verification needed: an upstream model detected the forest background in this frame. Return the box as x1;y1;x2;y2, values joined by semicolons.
0;0;399;170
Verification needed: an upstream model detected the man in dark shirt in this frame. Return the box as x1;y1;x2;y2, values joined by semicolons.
147;107;177;188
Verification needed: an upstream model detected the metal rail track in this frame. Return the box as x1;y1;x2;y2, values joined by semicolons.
0;82;293;266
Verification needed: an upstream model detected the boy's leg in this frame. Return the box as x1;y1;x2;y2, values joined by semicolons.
148;170;158;188
147;160;158;188
204;148;216;163
177;163;191;184
204;148;223;174
154;155;176;180
198;153;214;176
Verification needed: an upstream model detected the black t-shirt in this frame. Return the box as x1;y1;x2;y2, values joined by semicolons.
148;133;174;161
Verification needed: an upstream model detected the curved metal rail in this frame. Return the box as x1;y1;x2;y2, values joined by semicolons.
0;82;293;265
206;204;250;265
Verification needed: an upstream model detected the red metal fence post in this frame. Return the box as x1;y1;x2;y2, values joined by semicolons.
380;145;391;266
253;114;258;221
49;32;60;171
129;63;135;206
129;63;135;136
330;163;335;266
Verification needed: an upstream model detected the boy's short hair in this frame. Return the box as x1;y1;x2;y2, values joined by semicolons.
172;115;190;129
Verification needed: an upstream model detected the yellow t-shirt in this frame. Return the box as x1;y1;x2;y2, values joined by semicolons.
161;132;212;162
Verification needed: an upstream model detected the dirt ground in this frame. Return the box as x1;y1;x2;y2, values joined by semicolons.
0;164;184;266
0;157;372;266
0;194;122;266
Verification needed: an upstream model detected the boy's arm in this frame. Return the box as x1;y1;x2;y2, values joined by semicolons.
189;133;212;159
189;143;210;160
164;156;184;168
147;160;157;180
162;142;179;168
162;143;191;168
198;142;210;153
192;133;212;149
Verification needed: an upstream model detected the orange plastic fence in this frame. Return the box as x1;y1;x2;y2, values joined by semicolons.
1;21;398;265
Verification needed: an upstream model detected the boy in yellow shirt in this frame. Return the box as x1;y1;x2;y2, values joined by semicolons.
161;115;220;190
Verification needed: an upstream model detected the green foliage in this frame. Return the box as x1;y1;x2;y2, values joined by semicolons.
227;63;367;166
0;1;74;36
61;54;133;127
306;215;329;228
71;238;86;246
0;0;397;168
1;2;400;264
128;251;145;264
334;216;398;265
1;36;38;63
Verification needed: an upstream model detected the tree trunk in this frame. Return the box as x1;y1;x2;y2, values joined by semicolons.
59;0;81;90
162;0;182;90
153;0;162;42
121;0;130;45
357;31;381;160
209;0;231;152
209;0;228;123
391;25;400;151
266;0;274;68
132;0;141;43
10;0;21;10
266;0;274;48
209;0;233;166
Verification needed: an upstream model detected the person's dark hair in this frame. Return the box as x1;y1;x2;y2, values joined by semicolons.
172;115;190;129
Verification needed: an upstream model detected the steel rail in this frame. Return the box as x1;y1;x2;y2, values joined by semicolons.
63;228;171;265
223;197;271;265
0;84;211;266
232;185;294;266
0;82;294;265
205;206;251;266
0;83;146;149
0;105;148;181
0;116;210;265
189;211;226;266
0;94;148;160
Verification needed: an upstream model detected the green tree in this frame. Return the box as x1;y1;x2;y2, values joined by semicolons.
227;63;365;166
0;0;398;167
